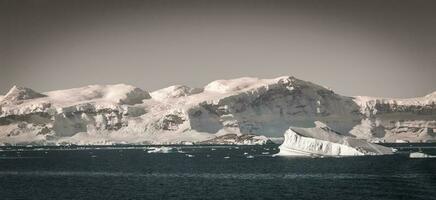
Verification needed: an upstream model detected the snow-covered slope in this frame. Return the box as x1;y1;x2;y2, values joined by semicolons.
1;86;46;104
276;122;393;156
150;85;203;101
353;92;436;116
0;76;434;145
351;92;435;142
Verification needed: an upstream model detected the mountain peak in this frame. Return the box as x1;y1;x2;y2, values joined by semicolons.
425;91;436;99
1;85;46;103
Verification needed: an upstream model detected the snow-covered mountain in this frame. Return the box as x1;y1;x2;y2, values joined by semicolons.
0;76;434;145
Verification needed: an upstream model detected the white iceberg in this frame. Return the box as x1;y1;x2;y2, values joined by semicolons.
276;122;393;157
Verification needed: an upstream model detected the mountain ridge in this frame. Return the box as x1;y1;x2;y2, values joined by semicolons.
0;76;434;145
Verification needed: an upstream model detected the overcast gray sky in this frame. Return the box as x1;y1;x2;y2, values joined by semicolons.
1;0;435;97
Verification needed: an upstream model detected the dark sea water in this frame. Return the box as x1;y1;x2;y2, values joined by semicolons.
0;144;435;200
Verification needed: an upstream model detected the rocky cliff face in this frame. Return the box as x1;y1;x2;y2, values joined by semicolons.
352;93;436;142
0;76;434;145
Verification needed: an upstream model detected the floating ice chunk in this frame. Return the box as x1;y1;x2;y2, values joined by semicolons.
224;156;230;159
409;152;436;158
276;122;393;157
147;147;173;153
185;154;195;158
246;155;254;159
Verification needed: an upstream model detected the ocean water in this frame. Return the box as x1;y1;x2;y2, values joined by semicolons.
0;144;435;200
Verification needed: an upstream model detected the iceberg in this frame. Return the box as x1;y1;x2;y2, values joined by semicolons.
276;122;393;157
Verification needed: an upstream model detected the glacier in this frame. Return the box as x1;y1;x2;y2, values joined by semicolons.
0;76;434;146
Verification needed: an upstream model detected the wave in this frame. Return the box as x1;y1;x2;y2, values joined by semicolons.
0;171;433;180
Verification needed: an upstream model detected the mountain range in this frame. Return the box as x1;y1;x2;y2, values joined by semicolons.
0;76;434;145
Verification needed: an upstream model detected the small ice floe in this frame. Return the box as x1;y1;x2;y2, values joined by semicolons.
261;152;270;155
243;152;249;155
185;154;195;158
206;154;211;157
246;155;254;159
409;152;436;159
224;156;230;159
234;147;240;149
147;147;173;153
91;155;97;158
181;141;194;145
177;150;185;153
211;148;216;151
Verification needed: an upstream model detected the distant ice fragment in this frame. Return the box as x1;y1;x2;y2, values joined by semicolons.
409;152;436;158
147;147;173;153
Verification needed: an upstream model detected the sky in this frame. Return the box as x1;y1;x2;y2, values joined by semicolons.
0;0;435;98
